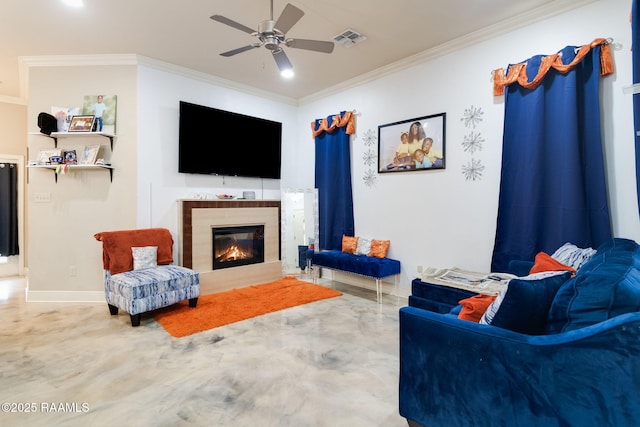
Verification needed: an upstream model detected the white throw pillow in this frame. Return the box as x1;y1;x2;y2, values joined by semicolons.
355;237;372;255
550;242;596;270
132;246;158;270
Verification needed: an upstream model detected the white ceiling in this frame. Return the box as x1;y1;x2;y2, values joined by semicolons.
0;0;594;102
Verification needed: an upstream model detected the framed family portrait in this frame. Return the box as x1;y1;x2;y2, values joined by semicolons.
378;112;446;173
68;115;95;132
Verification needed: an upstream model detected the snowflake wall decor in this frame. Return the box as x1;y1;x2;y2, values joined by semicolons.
462;131;485;154
362;129;377;147
363;169;377;187
362;149;377;167
461;158;485;181
461;105;484;129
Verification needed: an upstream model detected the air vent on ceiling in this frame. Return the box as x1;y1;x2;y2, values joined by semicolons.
332;29;367;48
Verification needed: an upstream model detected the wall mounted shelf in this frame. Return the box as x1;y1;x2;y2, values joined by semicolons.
29;130;116;183
27;164;114;183
30;131;116;150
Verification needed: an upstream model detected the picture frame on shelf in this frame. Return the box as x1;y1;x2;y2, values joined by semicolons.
51;106;81;132
378;112;446;173
64;150;77;164
36;149;62;164
79;144;100;165
68;115;95;132
83;94;117;134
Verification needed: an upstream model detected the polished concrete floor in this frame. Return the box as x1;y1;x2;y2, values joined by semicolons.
0;275;408;427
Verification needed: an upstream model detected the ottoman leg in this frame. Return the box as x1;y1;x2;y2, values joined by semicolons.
130;314;141;327
189;297;198;308
108;304;118;315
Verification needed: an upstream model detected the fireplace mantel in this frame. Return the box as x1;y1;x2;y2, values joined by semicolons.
178;199;281;294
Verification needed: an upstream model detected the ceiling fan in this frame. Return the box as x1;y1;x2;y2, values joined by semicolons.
210;0;334;77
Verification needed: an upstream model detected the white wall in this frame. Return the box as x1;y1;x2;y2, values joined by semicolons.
27;64;138;300
135;66;299;245
296;0;639;295
22;0;640;299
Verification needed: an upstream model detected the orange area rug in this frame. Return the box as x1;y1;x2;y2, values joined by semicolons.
154;277;342;338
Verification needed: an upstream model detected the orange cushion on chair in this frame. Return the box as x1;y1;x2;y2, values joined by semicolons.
458;294;497;322
529;252;576;274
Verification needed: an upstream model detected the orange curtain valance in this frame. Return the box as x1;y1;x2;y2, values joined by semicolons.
492;38;614;96
310;111;356;138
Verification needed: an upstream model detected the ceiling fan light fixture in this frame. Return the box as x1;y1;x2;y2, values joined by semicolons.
61;0;84;7
280;68;294;79
212;1;334;77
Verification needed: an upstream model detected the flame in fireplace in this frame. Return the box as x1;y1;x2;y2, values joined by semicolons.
216;242;252;262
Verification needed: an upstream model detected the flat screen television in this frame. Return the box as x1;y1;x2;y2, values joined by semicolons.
178;101;282;179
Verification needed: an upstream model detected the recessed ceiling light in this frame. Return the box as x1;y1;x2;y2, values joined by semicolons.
61;0;84;8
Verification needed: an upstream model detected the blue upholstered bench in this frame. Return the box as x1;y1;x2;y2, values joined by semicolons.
307;250;401;303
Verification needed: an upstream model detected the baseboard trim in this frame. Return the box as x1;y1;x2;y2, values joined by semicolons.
26;290;104;303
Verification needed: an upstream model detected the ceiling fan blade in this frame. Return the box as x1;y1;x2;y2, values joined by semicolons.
285;39;334;54
272;49;293;72
210;15;255;35
220;44;261;57
274;3;304;34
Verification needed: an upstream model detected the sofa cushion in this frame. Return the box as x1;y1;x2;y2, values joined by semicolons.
529;252;575;274
370;239;390;258
341;235;358;254
105;265;200;315
355;237;372;255
550;242;597;270
132;246;158;270
457;294;496;322
480;272;571;334
546;238;640;334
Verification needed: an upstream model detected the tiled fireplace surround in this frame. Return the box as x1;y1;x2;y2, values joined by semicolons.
179;200;281;295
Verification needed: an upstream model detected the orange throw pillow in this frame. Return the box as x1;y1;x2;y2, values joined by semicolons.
342;235;359;254
369;239;390;258
458;294;497;322
529;252;576;274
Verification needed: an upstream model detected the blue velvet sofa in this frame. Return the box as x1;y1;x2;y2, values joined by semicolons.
307;249;401;303
399;238;640;427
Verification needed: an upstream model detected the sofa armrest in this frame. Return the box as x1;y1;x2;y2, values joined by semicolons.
399;306;640;427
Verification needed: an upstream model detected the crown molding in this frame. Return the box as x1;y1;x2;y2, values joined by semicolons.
17;53;298;107
135;55;298;106
0;95;26;106
12;0;597;108
298;0;597;105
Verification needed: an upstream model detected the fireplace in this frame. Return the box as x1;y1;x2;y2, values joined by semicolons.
212;225;265;270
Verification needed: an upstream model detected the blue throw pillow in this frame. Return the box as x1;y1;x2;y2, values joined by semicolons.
546;243;640;334
479;272;571;335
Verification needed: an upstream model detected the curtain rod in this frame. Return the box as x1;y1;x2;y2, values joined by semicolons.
491;37;619;77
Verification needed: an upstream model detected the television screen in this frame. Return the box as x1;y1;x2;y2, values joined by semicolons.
178;101;282;179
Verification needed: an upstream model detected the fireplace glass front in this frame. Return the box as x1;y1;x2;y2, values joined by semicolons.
212;225;265;270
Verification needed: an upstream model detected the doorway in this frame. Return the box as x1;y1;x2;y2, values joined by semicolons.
0;154;25;278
